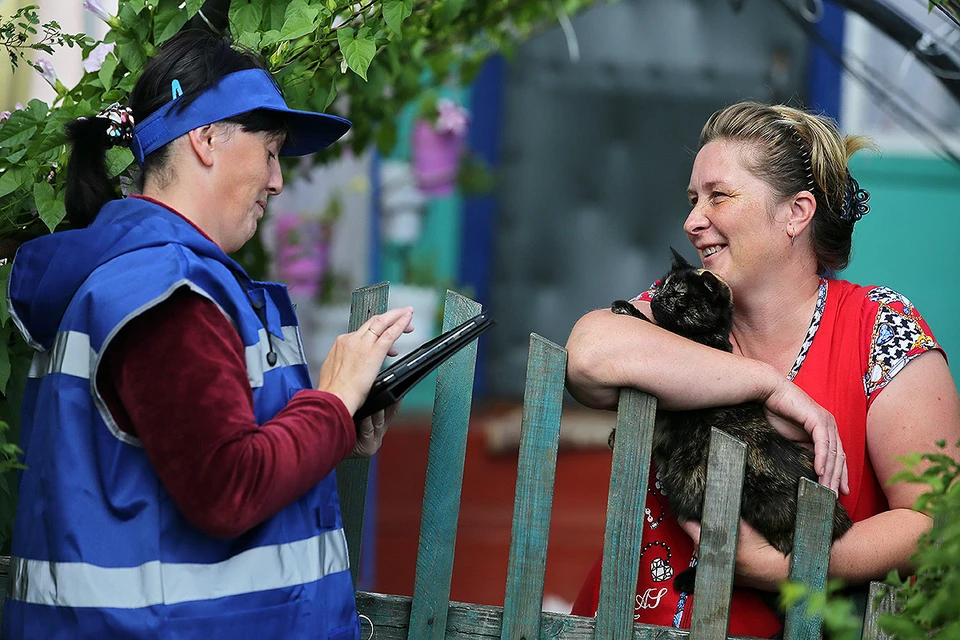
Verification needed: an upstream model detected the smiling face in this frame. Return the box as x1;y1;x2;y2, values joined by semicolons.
208;126;284;253
684;138;790;292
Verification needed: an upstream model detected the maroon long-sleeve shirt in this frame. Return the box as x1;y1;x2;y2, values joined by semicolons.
97;289;356;539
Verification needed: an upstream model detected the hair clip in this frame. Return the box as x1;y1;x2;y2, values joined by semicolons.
171;79;183;100
96;103;135;147
791;128;816;193
841;174;870;223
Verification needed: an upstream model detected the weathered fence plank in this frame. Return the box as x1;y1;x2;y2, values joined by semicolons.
407;291;482;640
335;282;390;587
689;429;747;640
783;478;836;640
595;389;657;639
500;334;567;640
861;582;898;640
356;591;759;640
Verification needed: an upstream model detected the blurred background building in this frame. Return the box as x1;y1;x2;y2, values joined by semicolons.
4;0;958;613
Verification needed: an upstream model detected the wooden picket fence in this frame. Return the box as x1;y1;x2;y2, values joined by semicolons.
337;285;901;640
0;284;900;639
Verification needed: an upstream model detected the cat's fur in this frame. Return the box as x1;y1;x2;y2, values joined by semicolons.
609;248;853;594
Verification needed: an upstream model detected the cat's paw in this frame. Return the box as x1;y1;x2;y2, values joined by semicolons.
610;299;649;321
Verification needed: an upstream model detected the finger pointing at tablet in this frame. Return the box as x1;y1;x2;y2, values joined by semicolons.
318;307;414;415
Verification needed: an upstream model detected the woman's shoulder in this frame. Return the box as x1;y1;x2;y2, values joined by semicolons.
826;278;921;315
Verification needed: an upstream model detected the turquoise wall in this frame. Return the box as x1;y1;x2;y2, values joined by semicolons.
379;89;469;410
843;154;960;386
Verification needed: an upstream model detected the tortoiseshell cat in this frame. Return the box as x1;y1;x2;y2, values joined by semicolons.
609;248;853;594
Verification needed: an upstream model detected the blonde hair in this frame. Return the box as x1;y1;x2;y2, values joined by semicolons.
700;102;875;272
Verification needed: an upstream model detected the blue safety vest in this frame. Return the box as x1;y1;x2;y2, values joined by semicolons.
2;197;359;640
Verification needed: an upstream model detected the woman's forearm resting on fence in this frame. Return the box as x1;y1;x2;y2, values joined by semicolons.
565;306;849;490
565;307;780;411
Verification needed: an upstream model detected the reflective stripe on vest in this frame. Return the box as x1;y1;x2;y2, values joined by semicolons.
8;528;349;609
28;326;307;389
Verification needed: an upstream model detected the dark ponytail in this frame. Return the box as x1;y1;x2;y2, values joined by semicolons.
64;116;122;229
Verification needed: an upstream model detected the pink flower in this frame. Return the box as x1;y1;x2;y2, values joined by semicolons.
35;58;57;89
83;42;116;73
83;0;113;23
434;98;469;136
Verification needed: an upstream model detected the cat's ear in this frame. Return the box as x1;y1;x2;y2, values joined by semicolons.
669;247;692;269
701;270;723;300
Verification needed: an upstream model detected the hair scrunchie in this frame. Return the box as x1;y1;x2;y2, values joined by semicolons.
95;103;135;147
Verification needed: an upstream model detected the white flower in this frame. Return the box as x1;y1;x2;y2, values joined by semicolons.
83;0;113;23
83;42;115;73
434;98;470;136
0;111;10;124
35;58;57;89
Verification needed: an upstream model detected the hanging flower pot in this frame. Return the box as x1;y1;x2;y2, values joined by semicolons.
411;98;470;197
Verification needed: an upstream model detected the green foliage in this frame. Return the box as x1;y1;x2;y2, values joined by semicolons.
877;439;960;638
0;5;87;71
0;0;605;250
784;438;960;639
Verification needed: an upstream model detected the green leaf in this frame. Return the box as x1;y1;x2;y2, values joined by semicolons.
154;3;191;44
308;73;337;111
0;167;30;199
97;52;119;90
0;325;9;395
337;27;376;81
260;29;282;49
105;147;134;179
118;71;137;92
383;0;413;36
115;35;147;74
279;0;319;41
0;124;37;151
229;0;263;38
33;180;66;232
0;263;12;328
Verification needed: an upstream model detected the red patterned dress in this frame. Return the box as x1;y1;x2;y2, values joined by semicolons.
571;278;943;637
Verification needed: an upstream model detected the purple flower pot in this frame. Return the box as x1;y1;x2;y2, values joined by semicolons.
411;119;465;197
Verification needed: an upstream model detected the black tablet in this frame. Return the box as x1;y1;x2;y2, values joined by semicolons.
355;311;495;420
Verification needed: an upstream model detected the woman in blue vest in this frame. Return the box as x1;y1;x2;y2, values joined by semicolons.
2;30;412;639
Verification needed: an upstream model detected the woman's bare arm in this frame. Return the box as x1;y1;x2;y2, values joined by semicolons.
565;305;848;489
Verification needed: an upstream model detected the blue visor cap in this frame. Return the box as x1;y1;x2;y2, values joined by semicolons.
131;68;352;166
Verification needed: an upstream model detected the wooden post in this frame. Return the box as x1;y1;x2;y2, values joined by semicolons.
595;389;657;639
336;282;390;588
783;478;836;640
500;335;567;640
406;291;482;640
689;429;747;640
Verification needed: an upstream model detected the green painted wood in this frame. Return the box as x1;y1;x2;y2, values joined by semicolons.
336;282;390;587
689;429;746;640
500;334;567;640
595;389;657;640
407;290;482;640
357;591;759;640
783;478;836;640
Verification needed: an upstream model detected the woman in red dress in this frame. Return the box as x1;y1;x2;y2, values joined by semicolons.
565;101;960;637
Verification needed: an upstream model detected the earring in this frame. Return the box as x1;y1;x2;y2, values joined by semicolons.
787;229;796;246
